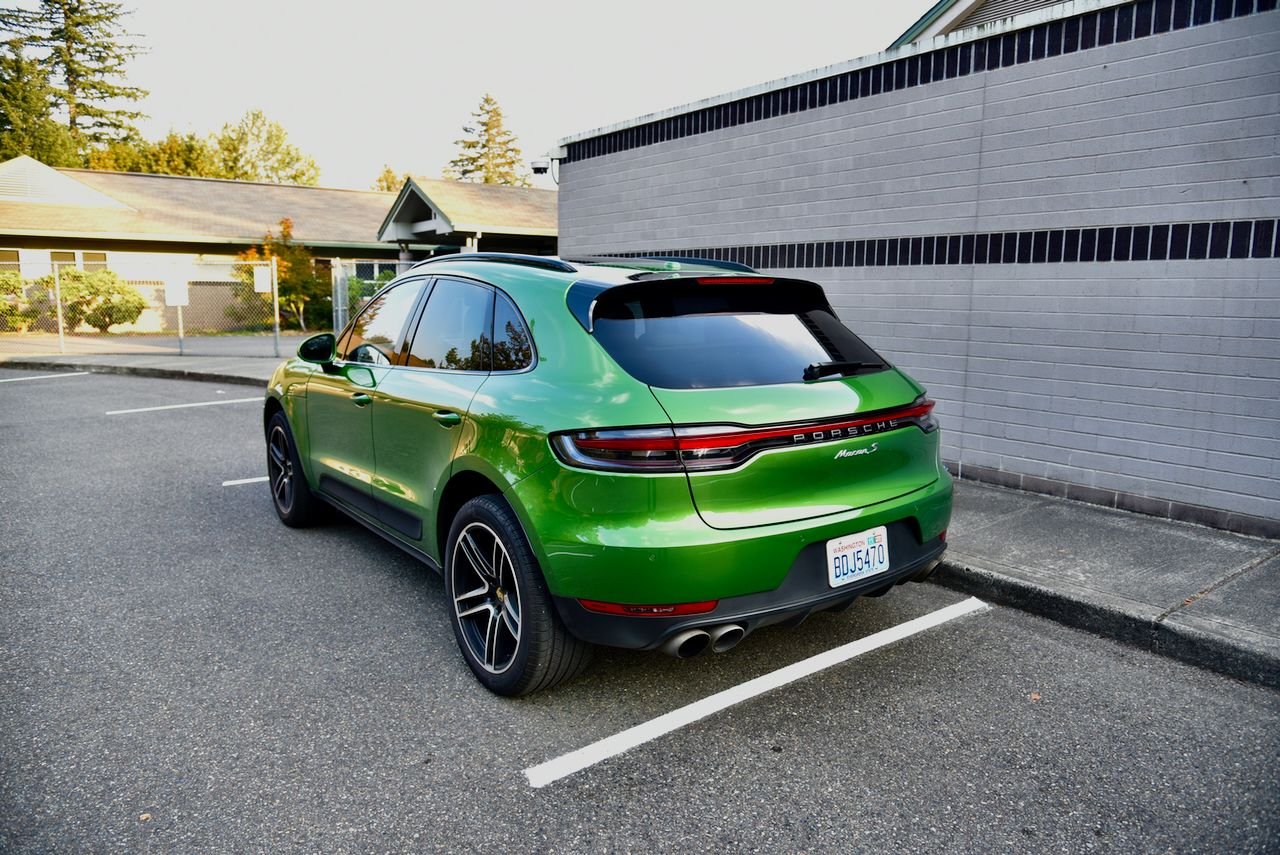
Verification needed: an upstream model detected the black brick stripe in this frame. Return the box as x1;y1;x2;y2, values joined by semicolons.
600;219;1280;269
564;0;1276;164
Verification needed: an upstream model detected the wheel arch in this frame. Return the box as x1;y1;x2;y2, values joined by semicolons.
435;465;546;574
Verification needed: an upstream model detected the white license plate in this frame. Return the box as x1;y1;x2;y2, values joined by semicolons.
826;525;891;588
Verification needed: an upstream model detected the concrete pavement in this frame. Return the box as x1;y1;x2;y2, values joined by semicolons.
2;352;1275;689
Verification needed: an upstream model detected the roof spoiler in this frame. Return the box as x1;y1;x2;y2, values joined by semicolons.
565;255;757;274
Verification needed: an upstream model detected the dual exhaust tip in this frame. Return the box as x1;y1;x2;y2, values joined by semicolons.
660;623;746;658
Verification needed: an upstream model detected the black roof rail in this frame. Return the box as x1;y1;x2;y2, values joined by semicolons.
410;253;578;274
566;255;757;274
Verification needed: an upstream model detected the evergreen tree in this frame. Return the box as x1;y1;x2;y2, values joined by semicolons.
0;38;80;165
443;93;530;186
2;0;149;144
213;109;320;186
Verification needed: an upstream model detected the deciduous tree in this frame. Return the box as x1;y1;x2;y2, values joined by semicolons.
238;218;329;331
372;164;410;192
443;93;530;186
86;130;217;176
213;110;320;186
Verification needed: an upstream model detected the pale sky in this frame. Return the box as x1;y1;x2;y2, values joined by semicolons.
22;0;938;190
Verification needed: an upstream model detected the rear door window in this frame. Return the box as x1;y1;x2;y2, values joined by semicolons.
591;281;885;389
405;277;494;371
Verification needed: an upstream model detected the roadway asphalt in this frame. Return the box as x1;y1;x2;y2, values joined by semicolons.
1;368;1276;853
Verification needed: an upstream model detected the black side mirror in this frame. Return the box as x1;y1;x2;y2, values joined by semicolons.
298;333;336;365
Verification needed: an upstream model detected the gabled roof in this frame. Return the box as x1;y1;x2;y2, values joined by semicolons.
0;156;399;250
377;176;557;244
891;0;1067;47
0;155;131;210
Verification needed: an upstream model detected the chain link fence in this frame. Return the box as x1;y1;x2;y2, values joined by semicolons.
330;258;416;333
0;257;312;358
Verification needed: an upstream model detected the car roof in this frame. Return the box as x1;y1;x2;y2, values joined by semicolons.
406;252;756;290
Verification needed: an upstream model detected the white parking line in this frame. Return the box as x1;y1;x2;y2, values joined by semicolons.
523;596;990;789
105;397;259;415
222;476;268;487
0;371;91;383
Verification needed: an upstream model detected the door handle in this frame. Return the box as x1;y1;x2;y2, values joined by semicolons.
432;410;462;427
350;393;372;407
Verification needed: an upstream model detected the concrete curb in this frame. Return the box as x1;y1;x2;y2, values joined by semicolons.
934;558;1280;691
0;359;267;389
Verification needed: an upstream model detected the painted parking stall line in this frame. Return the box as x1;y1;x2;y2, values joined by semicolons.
222;476;268;487
524;596;990;789
105;397;260;415
0;372;91;383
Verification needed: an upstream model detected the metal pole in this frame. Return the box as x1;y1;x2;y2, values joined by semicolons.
53;263;66;354
331;257;342;332
177;304;184;357
271;256;281;358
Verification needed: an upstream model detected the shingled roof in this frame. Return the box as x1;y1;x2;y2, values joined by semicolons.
0;156;397;250
378;176;557;245
0;156;558;253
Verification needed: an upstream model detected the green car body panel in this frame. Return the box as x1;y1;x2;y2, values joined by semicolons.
265;254;951;653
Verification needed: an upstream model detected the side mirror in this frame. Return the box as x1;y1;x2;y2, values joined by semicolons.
298;333;336;365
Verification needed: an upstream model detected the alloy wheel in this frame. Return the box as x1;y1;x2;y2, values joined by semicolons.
451;522;522;674
267;424;294;513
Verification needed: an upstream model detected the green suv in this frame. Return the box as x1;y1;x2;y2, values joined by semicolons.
264;254;951;695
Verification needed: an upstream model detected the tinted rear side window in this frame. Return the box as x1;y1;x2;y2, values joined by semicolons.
492;291;534;371
405;277;493;371
591;282;884;389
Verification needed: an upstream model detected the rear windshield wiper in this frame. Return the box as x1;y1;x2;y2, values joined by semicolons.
803;360;886;381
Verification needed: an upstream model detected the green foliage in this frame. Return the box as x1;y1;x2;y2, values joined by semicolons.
372;164;411;192
1;0;148;144
443;93;530;186
31;267;146;332
237;218;329;331
0;270;24;328
214;110;319;186
86;130;218;176
345;270;396;318
0;38;82;165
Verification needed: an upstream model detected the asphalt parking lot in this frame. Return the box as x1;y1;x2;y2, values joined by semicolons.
2;368;1277;853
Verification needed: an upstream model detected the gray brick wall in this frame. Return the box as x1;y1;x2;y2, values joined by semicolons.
559;10;1280;521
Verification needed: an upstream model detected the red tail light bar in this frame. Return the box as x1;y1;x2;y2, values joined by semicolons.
551;398;937;473
578;599;718;617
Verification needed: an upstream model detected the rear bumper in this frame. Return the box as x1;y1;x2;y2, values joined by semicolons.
508;463;953;606
553;530;947;650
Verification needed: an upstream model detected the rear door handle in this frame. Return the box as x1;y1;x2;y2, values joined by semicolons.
351;393;372;407
432;410;462;427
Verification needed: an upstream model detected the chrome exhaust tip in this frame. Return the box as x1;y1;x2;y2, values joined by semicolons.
707;623;746;653
660;629;712;659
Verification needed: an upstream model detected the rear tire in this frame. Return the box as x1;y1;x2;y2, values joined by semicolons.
445;495;592;696
266;410;322;528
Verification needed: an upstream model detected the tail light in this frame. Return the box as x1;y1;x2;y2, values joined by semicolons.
550;397;938;473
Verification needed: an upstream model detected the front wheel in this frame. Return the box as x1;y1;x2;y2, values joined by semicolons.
266;410;322;527
445;495;591;696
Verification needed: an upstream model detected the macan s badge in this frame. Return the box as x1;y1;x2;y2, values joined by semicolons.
835;443;879;460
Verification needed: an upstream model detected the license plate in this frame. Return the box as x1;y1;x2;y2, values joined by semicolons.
826;525;891;588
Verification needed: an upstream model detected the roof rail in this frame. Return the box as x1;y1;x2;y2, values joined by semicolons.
566;255;757;274
410;252;578;274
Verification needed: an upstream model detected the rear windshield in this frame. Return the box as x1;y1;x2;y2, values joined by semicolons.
591;282;886;389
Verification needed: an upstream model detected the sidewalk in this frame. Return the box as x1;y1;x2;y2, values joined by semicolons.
2;354;1276;689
